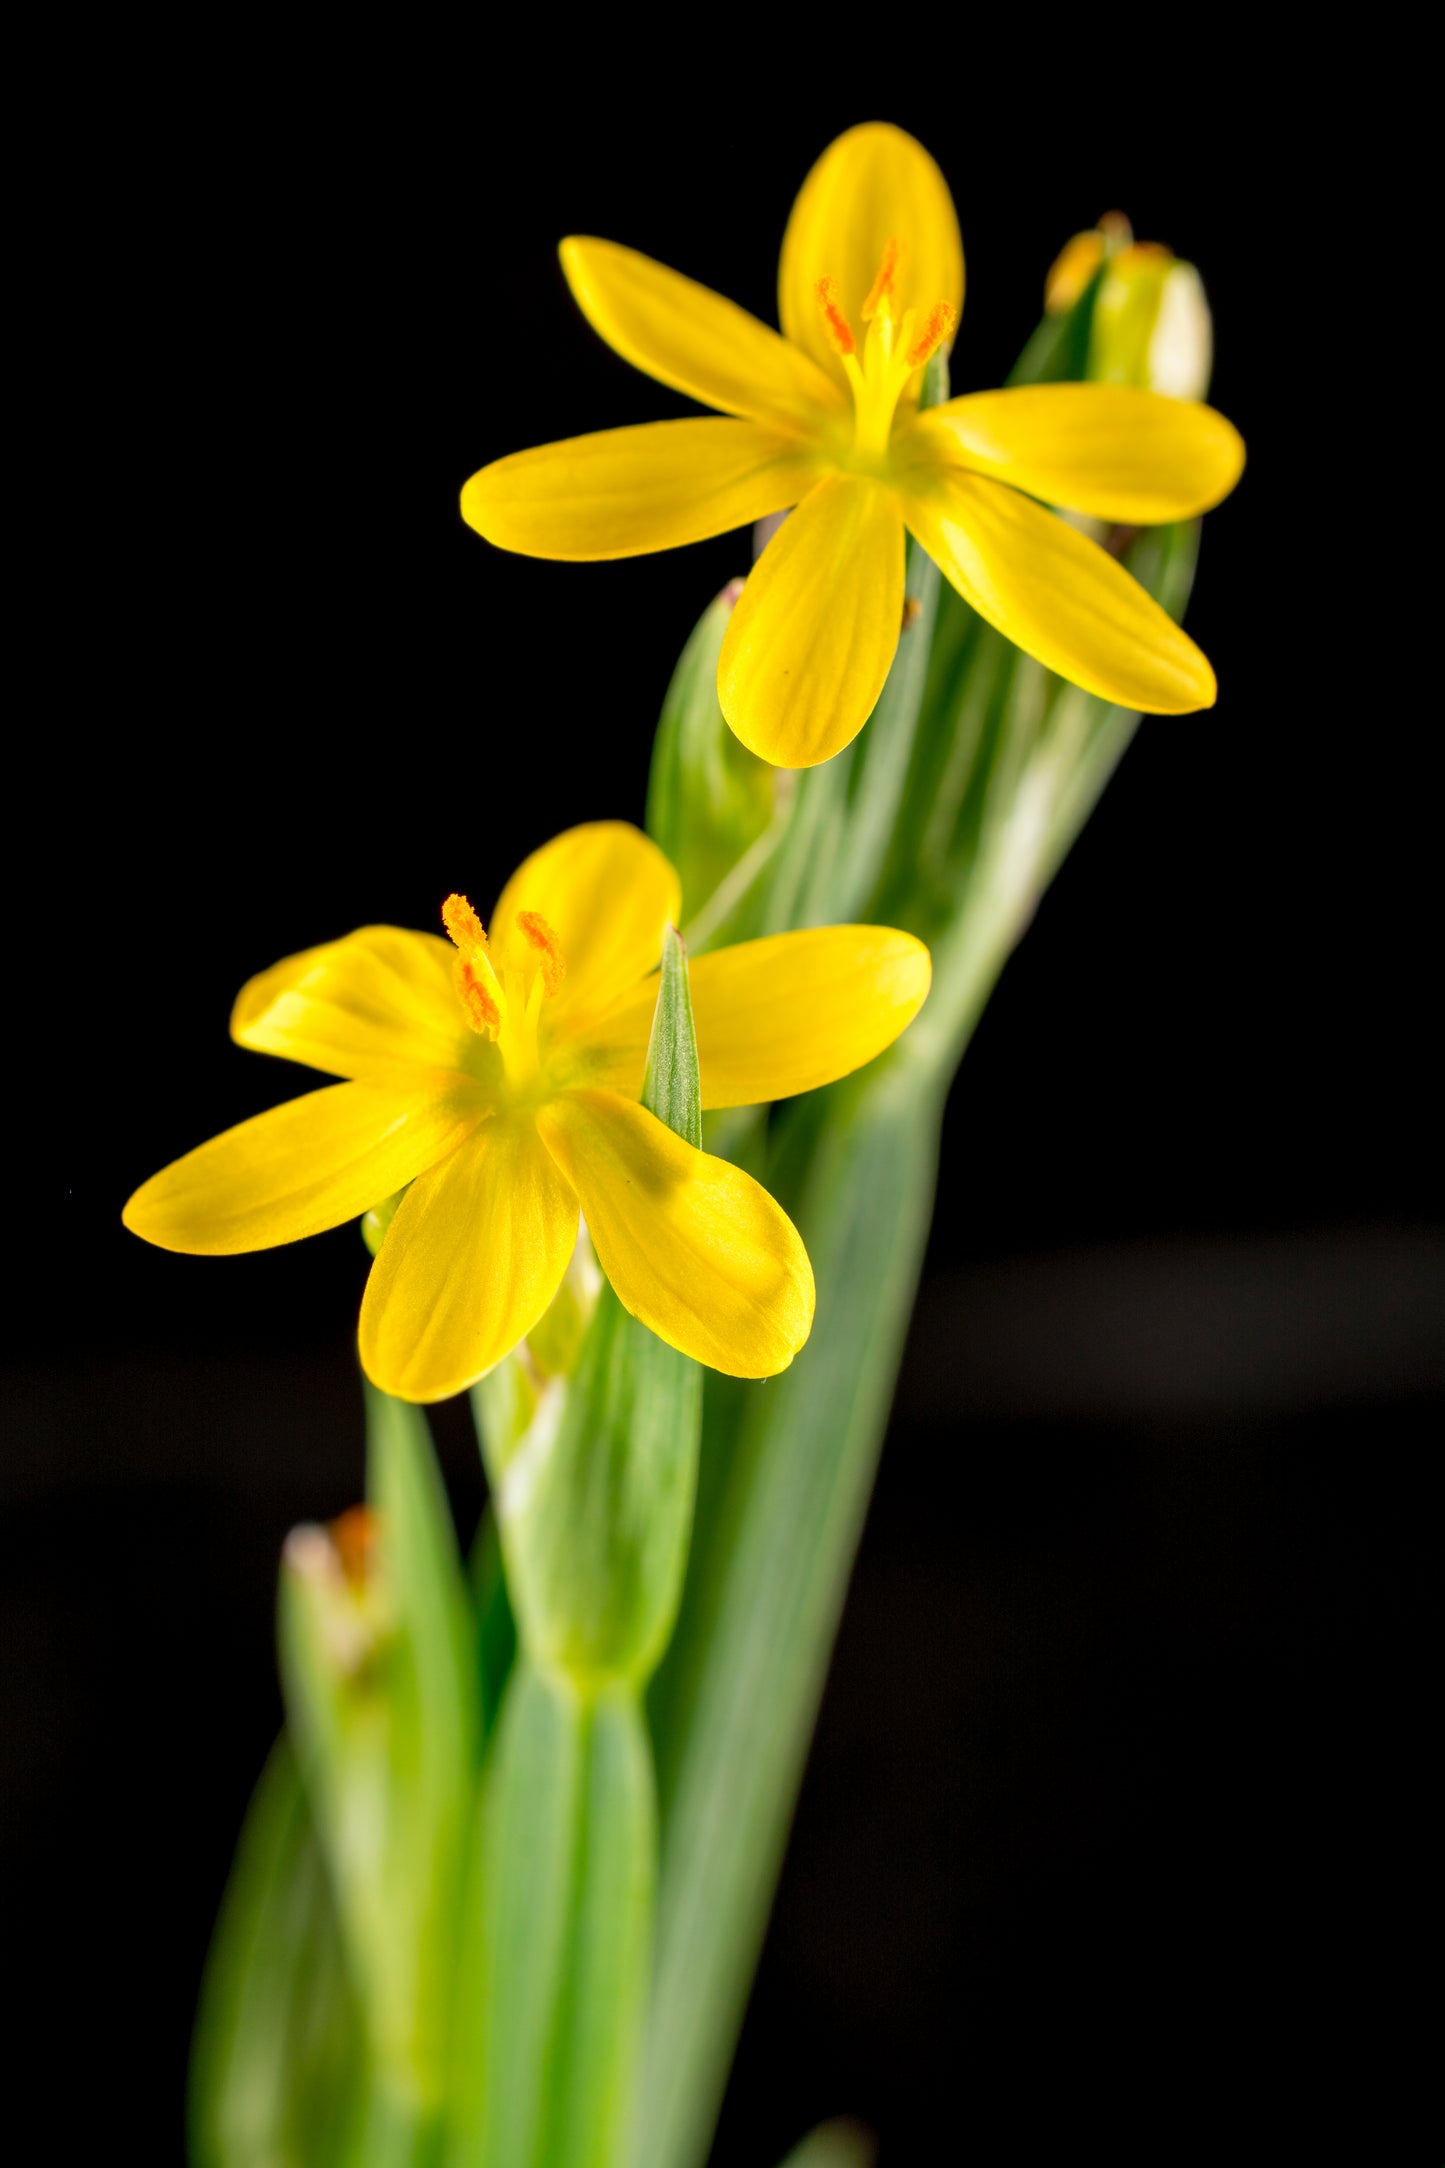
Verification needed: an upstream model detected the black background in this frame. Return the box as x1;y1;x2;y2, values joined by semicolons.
6;35;1439;2166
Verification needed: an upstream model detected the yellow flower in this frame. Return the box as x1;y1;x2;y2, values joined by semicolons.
461;123;1245;770
123;823;931;1401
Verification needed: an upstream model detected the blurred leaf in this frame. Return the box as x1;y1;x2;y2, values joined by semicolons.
646;580;776;924
776;2119;876;2168
189;1737;366;2168
470;1505;517;1750
444;1665;655;2168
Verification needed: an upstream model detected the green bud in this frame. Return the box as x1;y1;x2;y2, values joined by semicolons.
1090;241;1213;400
360;1185;407;1257
646;582;777;924
277;1388;475;2111
473;928;703;1688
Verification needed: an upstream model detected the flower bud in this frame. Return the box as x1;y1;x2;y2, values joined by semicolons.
1090;240;1213;400
646;583;776;923
1044;209;1133;314
277;1390;475;2104
360;1186;406;1258
282;1506;390;1678
472;930;703;1686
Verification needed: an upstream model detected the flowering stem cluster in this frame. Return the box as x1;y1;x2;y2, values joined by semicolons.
178;135;1233;2168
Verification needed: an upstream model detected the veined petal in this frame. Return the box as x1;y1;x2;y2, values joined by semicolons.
536;1089;813;1378
779;122;963;399
359;1117;578;1402
563;927;932;1108
492;821;681;1032
901;385;1245;523
902;468;1216;714
232;926;480;1088
460;419;820;561
718;474;905;768
122;1083;484;1255
561;237;846;434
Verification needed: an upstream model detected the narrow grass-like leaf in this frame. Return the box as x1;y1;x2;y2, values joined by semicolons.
641;1054;946;2168
189;1737;366;2168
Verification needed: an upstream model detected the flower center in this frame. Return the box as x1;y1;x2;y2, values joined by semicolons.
813;239;956;459
443;891;567;1090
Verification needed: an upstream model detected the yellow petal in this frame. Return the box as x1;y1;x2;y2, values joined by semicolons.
122;1083;484;1255
491;821;681;1032
560;237;845;434
460;419;820;561
231;926;480;1088
779;122;963;399
901;385;1245;523
563;926;932;1108
536;1089;813;1378
901;468;1216;714
358;1116;578;1402
718;475;905;768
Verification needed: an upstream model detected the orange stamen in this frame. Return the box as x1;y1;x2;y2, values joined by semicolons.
329;1504;379;1589
814;275;855;357
905;301;958;369
442;891;487;954
455;956;501;1035
516;910;567;995
861;238;904;322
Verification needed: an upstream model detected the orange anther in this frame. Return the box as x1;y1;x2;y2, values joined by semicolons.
442;892;488;954
814;275;855;357
455;956;501;1035
861;237;904;322
905;301;958;369
516;910;567;996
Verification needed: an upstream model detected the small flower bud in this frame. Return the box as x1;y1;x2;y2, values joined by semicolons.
282;1505;390;1678
1090;241;1214;400
360;1186;407;1257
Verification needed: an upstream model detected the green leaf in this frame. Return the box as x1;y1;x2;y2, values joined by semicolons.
645;580;776;925
189;1737;367;2168
443;1665;655;2168
642;924;702;1149
278;1387;476;2119
641;1058;947;2168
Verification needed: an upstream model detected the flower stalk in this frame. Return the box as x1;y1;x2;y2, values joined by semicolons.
636;258;1214;2168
